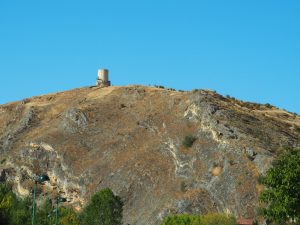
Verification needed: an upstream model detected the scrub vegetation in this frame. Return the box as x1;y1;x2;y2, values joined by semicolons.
0;186;123;225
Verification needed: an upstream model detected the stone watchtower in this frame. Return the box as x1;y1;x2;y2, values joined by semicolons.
96;69;111;87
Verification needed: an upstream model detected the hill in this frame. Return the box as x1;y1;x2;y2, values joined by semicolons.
0;85;299;224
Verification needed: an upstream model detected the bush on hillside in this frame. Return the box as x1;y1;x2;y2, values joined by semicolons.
80;188;123;225
182;135;197;148
59;206;80;225
160;213;236;225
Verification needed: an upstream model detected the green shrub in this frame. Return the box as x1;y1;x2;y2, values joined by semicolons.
154;85;165;89
201;213;236;225
35;198;53;225
160;214;201;225
59;206;80;225
80;188;123;225
182;135;197;148
264;103;272;108
160;213;236;225
0;183;31;225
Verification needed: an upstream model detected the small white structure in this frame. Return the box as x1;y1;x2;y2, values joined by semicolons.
96;69;110;87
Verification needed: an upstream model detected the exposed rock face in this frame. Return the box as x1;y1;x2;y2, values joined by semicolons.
60;108;88;133
0;85;299;225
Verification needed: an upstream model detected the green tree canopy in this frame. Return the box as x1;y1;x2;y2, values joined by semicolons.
80;188;123;225
59;206;80;225
0;183;31;225
0;182;122;225
259;148;300;224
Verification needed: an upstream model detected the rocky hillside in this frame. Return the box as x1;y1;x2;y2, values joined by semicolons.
0;85;299;225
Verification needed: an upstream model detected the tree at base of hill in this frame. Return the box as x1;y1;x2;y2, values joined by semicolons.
259;148;300;225
80;188;123;225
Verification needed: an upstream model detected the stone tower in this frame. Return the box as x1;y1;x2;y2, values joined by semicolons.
96;69;110;87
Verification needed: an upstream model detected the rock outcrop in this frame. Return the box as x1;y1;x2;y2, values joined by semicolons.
0;85;299;224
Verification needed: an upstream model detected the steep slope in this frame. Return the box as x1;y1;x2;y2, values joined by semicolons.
0;85;299;224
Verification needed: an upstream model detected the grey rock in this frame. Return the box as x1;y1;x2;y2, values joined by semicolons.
175;199;192;213
253;154;274;175
60;108;88;133
245;148;257;160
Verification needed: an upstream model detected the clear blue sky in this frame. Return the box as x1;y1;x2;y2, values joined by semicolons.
0;1;299;113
